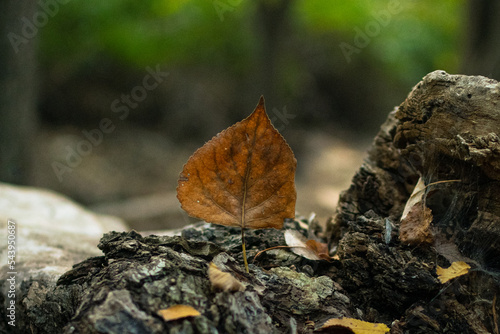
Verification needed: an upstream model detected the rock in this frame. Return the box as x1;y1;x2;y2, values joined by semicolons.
0;182;126;333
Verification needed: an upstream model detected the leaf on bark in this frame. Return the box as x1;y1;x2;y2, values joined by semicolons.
158;305;201;322
284;230;332;261
436;261;471;284
399;177;434;245
208;262;245;292
316;317;390;333
177;96;297;229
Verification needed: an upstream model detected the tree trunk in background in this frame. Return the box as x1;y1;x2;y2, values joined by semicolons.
254;0;293;101
461;0;500;79
0;0;39;185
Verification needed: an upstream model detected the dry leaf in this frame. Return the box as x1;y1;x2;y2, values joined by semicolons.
177;96;296;229
317;317;390;333
208;262;245;292
399;204;434;245
399;177;434;245
177;96;297;272
158;305;201;322
436;261;471;284
400;177;461;246
401;177;426;221
284;230;332;261
305;240;333;262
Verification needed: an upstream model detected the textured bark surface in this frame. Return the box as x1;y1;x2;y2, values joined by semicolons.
331;70;500;333
13;71;500;333
49;222;352;334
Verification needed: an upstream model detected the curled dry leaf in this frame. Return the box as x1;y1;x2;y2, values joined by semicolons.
399;177;434;245
158;304;201;322
399;177;461;246
208;262;245;292
177;96;296;230
316;317;390;333
436;261;471;284
401;177;426;221
399;204;434;245
284;230;332;262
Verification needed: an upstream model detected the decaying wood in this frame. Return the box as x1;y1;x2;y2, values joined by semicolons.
331;70;500;333
52;224;352;334
17;71;500;333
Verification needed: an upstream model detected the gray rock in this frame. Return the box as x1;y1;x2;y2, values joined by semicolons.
0;182;126;333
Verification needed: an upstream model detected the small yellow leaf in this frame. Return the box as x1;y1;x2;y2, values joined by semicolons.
158;305;200;322
317;317;390;333
436;261;471;283
208;262;245;292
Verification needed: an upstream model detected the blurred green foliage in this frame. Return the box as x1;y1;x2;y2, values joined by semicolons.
40;0;464;84
38;0;466;138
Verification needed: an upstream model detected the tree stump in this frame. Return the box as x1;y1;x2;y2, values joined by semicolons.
14;71;500;333
331;70;500;333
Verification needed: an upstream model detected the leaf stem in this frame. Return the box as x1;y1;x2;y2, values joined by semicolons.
241;227;249;273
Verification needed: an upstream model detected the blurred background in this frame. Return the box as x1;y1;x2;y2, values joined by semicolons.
1;0;499;231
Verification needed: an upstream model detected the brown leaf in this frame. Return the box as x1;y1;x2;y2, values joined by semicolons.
177;96;296;230
399;177;434;245
305;239;332;262
158;305;201;322
208;262;245;292
399;204;434;245
400;177;426;221
316;317;390;333
284;230;332;261
399;177;461;246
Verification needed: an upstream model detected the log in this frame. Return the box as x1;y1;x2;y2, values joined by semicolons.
51;223;353;334
12;71;500;333
331;70;500;333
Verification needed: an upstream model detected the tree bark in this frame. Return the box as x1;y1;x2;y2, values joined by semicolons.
332;70;500;333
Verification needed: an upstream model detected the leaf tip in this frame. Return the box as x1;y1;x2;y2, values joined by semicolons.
258;95;265;106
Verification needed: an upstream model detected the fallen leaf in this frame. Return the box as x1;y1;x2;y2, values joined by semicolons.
305;240;333;261
285;230;332;261
316;317;390;333
284;229;309;248
399;177;461;246
401;177;426;221
399;204;434;245
436;261;471;284
208;262;245;292
399;177;434;245
177;96;297;271
158;305;201;322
